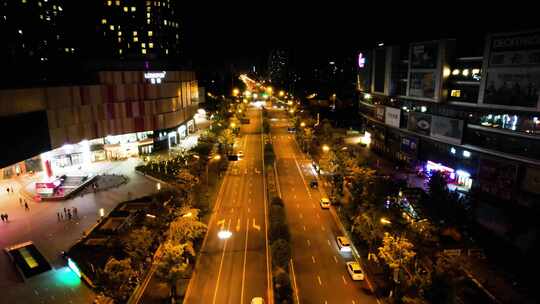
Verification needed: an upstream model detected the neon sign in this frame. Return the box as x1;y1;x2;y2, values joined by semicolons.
144;71;166;84
358;53;366;68
67;258;81;278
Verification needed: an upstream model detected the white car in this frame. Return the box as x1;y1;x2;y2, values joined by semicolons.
337;236;352;252
320;198;331;209
346;261;365;281
237;151;244;158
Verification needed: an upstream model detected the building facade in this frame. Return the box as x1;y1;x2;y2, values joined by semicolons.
0;70;199;179
357;30;540;253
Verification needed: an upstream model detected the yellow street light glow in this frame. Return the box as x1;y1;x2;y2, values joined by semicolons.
253;93;258;98
380;218;392;225
213;155;221;160
238;109;242;113
183;212;193;218
322;145;330;152
230;122;236;128
266;86;273;93
232;88;240;96
279;90;285;97
300;122;306;127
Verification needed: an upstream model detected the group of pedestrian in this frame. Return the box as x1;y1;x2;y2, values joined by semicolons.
0;213;9;222
5;186;15;195
57;206;78;222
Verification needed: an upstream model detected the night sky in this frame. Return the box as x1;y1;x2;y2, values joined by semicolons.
179;4;539;70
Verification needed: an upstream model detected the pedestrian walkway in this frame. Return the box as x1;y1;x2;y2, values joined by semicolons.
0;158;158;303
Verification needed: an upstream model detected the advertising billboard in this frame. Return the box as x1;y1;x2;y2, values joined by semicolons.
480;31;540;109
410;42;439;69
407;112;432;135
400;136;418;155
373;48;387;94
375;105;385;121
430;115;464;145
409;72;436;98
384;107;401;128
35;182;56;195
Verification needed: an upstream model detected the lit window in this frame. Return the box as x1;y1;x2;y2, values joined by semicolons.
119;49;123;54
147;6;151;11
164;20;167;25
107;0;112;5
22;0;27;3
38;2;42;7
65;48;69;52
133;36;138;42
147;19;150;24
101;18;107;24
123;6;128;12
165;49;169;55
131;6;136;12
141;43;146;48
115;0;120;5
149;42;154;48
58;6;62;11
176;34;179;39
142;49;147;54
148;31;153;37
40;14;44;20
146;1;151;5
133;31;137;36
109;25;115;30
118;31;122;36
452;69;460;76
450;90;461;98
118;37;122;42
147;12;150;18
463;150;471;158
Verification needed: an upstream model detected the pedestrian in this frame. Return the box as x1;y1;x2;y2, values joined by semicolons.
67;210;72;220
73;207;78;218
5;213;8;222
57;212;61;221
1;214;4;222
60;212;64;220
6;187;9;194
10;186;14;193
24;201;29;211
19;197;22;206
63;207;67;214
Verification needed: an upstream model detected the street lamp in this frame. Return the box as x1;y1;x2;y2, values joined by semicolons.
300;122;306;128
322;145;330;152
279;90;285;97
232;88;240;96
230;122;236;128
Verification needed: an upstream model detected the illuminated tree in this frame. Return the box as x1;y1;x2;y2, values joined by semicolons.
155;241;195;301
124;226;153;267
378;233;416;282
169;215;207;243
102;257;134;300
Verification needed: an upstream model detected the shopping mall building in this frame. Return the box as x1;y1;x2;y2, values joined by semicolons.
357;29;540;253
0;70;201;179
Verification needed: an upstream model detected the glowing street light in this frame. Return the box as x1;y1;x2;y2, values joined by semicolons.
380;218;392;225
232;88;240;96
266;86;273;94
230;122;236;128
279;90;285;97
213;155;221;160
253;93;258;99
300;122;306;128
322;145;330;152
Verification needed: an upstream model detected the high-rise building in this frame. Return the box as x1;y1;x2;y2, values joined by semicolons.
65;0;181;61
268;48;289;87
0;0;73;86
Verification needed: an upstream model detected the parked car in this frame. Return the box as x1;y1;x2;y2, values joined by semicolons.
337;236;352;252
346;261;365;281
320;198;331;209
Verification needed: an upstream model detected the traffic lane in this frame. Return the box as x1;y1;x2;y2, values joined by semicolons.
185;173;238;304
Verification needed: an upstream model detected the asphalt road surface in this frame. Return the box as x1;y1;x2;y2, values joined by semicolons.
184;106;271;304
270;108;380;304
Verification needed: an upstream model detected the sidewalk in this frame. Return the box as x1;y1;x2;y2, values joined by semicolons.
0;158;158;304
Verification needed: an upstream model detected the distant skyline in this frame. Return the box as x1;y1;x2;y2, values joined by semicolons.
180;5;539;70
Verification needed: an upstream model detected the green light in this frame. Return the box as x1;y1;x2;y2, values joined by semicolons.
54;267;82;287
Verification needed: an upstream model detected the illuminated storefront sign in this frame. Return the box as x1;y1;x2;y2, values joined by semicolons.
144;71;166;84
358;52;366;68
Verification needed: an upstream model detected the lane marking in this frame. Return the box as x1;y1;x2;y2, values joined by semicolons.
321;226;326;231
352;301;356;304
303;225;306;231
240;220;250;304
311;256;316;263
342;275;348;285
327;240;331;246
236;218;241;232
307;239;311;247
296;204;300;209
333;256;338;263
247;207;250;213
316;213;320;219
212;219;232;304
290;259;301;304
299;213;303;219
317;276;322;286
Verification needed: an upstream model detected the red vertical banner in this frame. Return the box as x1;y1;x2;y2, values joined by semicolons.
45;160;53;178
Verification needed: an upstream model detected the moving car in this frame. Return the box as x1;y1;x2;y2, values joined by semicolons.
320;198;331;209
287;127;296;133
251;297;265;304
337;236;352;252
309;179;318;188
237;151;244;158
346;261;365;281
